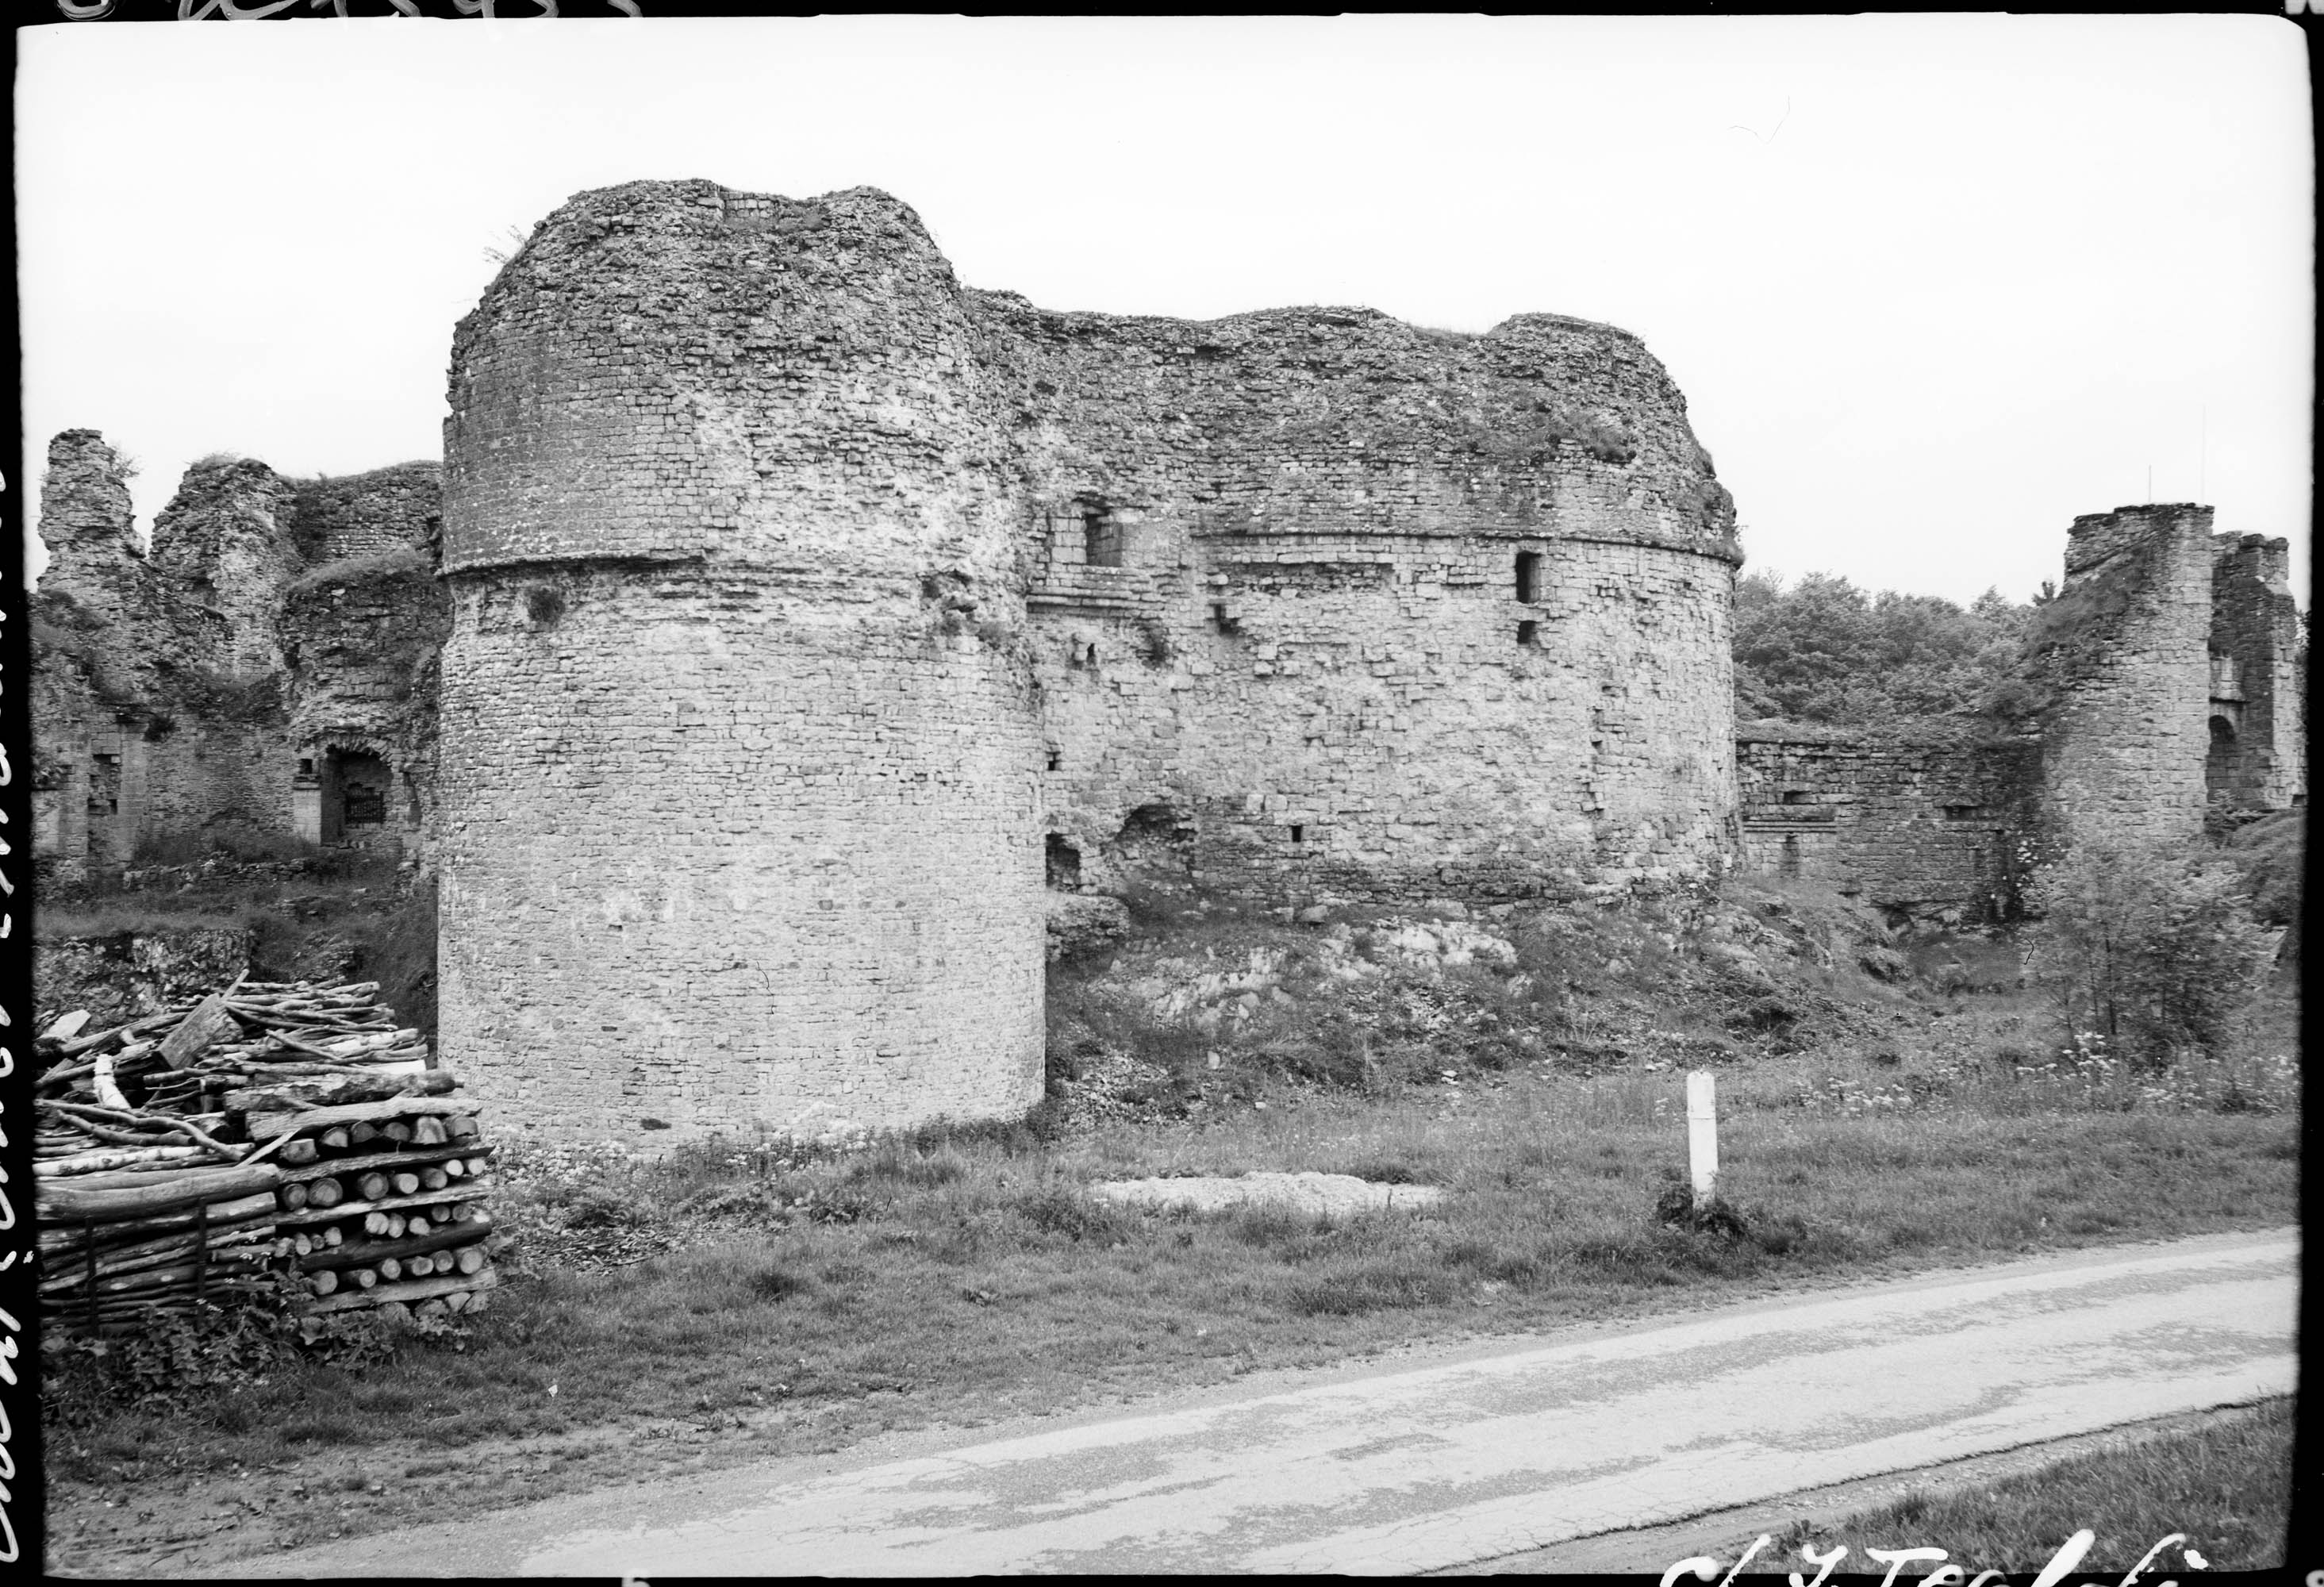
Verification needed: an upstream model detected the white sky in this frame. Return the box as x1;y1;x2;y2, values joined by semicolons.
16;13;2314;608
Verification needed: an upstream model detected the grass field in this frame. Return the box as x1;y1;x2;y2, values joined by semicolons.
1748;1398;2295;1574
43;1036;2299;1567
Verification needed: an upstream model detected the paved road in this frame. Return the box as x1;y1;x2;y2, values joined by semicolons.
241;1228;2296;1577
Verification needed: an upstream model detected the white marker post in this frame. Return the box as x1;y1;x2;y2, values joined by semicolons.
1687;1070;1718;1203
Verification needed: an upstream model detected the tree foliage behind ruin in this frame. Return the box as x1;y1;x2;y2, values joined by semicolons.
1734;571;2038;728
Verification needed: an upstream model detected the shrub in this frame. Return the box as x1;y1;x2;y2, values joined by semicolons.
2022;836;2276;1068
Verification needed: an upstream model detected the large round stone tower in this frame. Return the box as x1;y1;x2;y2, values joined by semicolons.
439;181;1046;1142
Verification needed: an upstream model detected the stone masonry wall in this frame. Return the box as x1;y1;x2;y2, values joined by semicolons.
289;463;443;566
974;281;1739;908
440;182;1045;1143
280;547;451;859
2207;532;2305;816
32;436;446;882
32;435;302;876
2030;504;2215;851
440;178;1740;1142
1734;728;2041;919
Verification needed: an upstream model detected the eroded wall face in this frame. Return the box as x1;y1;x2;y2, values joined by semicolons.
439;182;1046;1143
436;575;1045;1141
440;177;1742;1140
281;551;451;862
1735;733;2040;916
2207;534;2305;816
33;434;302;875
2034;505;2216;851
1034;531;1734;904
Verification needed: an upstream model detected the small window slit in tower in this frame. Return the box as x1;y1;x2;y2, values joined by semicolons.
1515;551;1543;605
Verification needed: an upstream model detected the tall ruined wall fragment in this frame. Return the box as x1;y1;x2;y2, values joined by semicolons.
2027;504;2215;851
2207;532;2305;817
440;182;1045;1143
441;178;1739;1142
148;456;304;682
32;436;447;882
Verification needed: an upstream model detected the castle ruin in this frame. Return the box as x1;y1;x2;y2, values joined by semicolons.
29;179;2303;1144
435;180;1741;1139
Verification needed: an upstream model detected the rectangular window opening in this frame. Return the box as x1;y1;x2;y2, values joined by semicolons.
1515;551;1543;605
1516;620;1539;647
1290;824;1304;843
1083;505;1124;568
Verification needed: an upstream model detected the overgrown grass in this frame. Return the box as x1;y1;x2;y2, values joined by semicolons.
1751;1399;2294;1573
43;1051;2299;1564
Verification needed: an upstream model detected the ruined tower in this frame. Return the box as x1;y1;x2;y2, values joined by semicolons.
440;179;1740;1143
439;183;1046;1141
2032;504;2217;850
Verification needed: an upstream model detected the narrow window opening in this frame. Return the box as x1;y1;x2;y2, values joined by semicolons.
1082;504;1124;568
1046;747;1062;771
1780;834;1801;878
1045;834;1082;890
1515;551;1542;605
1516;620;1539;647
1781;790;1810;805
298;757;316;778
1290;824;1304;844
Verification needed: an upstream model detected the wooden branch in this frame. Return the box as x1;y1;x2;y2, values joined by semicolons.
298;1266;498;1316
33;1144;211;1178
295;1216;493;1274
244;1096;478;1142
275;1177;494;1228
274;1141;493;1187
39;1162;282;1220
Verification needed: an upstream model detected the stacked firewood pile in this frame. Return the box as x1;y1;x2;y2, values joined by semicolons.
36;978;500;1335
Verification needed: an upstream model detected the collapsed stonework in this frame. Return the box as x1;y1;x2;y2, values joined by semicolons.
435;179;1742;1140
29;432;447;882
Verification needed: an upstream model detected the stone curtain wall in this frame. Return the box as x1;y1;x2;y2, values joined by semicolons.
440;179;1741;1140
1734;728;2040;918
440;183;1045;1143
289;463;443;565
2032;505;2215;852
2207;533;2305;816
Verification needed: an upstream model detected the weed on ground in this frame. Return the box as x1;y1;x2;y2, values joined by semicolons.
1750;1398;2294;1573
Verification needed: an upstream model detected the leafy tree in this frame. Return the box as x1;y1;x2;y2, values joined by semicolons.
1734;571;2038;728
2021;835;2276;1069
